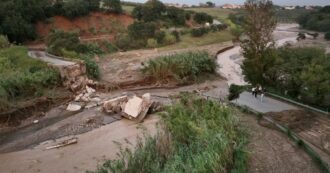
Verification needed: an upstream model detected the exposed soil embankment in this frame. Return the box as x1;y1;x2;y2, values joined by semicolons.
35;12;133;39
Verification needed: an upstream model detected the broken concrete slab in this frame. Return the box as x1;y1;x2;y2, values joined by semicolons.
135;94;153;122
124;96;144;118
85;102;97;109
66;103;82;111
103;96;128;114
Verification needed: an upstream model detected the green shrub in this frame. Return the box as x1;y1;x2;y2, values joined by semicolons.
114;34;131;50
193;12;213;24
146;38;158;48
191;27;209;37
128;21;157;40
89;94;247;173
325;31;330;41
102;41;118;53
171;30;180;42
46;30;103;56
114;34;147;50
228;84;248;101
163;33;176;45
61;49;100;79
155;31;166;44
80;55;100;79
0;35;10;49
142;52;217;83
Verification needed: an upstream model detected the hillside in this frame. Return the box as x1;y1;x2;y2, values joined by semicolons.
35;12;134;40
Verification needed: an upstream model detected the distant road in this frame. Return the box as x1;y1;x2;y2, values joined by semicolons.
28;50;76;66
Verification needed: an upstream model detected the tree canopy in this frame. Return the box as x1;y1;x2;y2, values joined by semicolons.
298;5;330;32
240;0;277;85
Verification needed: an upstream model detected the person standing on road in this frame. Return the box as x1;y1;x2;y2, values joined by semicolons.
260;88;265;102
252;87;256;96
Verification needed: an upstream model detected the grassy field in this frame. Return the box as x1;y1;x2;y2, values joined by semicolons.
160;30;233;51
187;7;234;21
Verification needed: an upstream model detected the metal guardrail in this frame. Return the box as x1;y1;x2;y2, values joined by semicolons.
266;92;329;115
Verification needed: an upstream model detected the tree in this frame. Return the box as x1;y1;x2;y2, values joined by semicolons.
128;21;156;40
132;5;143;20
166;7;186;26
103;0;123;13
63;0;90;19
206;1;215;7
87;0;101;11
193;12;213;24
240;0;277;85
46;30;80;55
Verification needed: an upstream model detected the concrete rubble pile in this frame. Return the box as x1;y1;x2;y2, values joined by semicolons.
103;93;155;122
66;85;102;111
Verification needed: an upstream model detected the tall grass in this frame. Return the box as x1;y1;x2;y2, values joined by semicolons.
142;52;217;83
89;94;248;173
0;46;60;112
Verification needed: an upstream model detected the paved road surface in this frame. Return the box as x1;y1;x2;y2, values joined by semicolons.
233;91;298;113
28;50;76;66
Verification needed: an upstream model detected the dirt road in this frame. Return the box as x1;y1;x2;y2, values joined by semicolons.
239;113;321;173
28;50;76;66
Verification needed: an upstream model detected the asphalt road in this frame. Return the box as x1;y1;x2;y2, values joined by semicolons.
28;50;76;66
233;91;298;113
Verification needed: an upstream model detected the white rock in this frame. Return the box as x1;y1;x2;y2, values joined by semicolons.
66;103;82;111
33;120;39;124
90;97;101;102
81;96;90;102
142;93;151;101
86;86;96;94
124;96;143;118
74;93;83;101
85;102;97;109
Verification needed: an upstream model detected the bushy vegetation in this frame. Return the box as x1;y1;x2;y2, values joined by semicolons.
298;5;330;32
191;27;210;37
46;30;102;79
132;0;166;22
275;9;309;23
325;31;330;41
0;35;10;49
263;47;330;109
142;52;217;83
228;84;248;101
0;46;60;112
103;0;123;13
89;94;248;173
193;12;213;24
